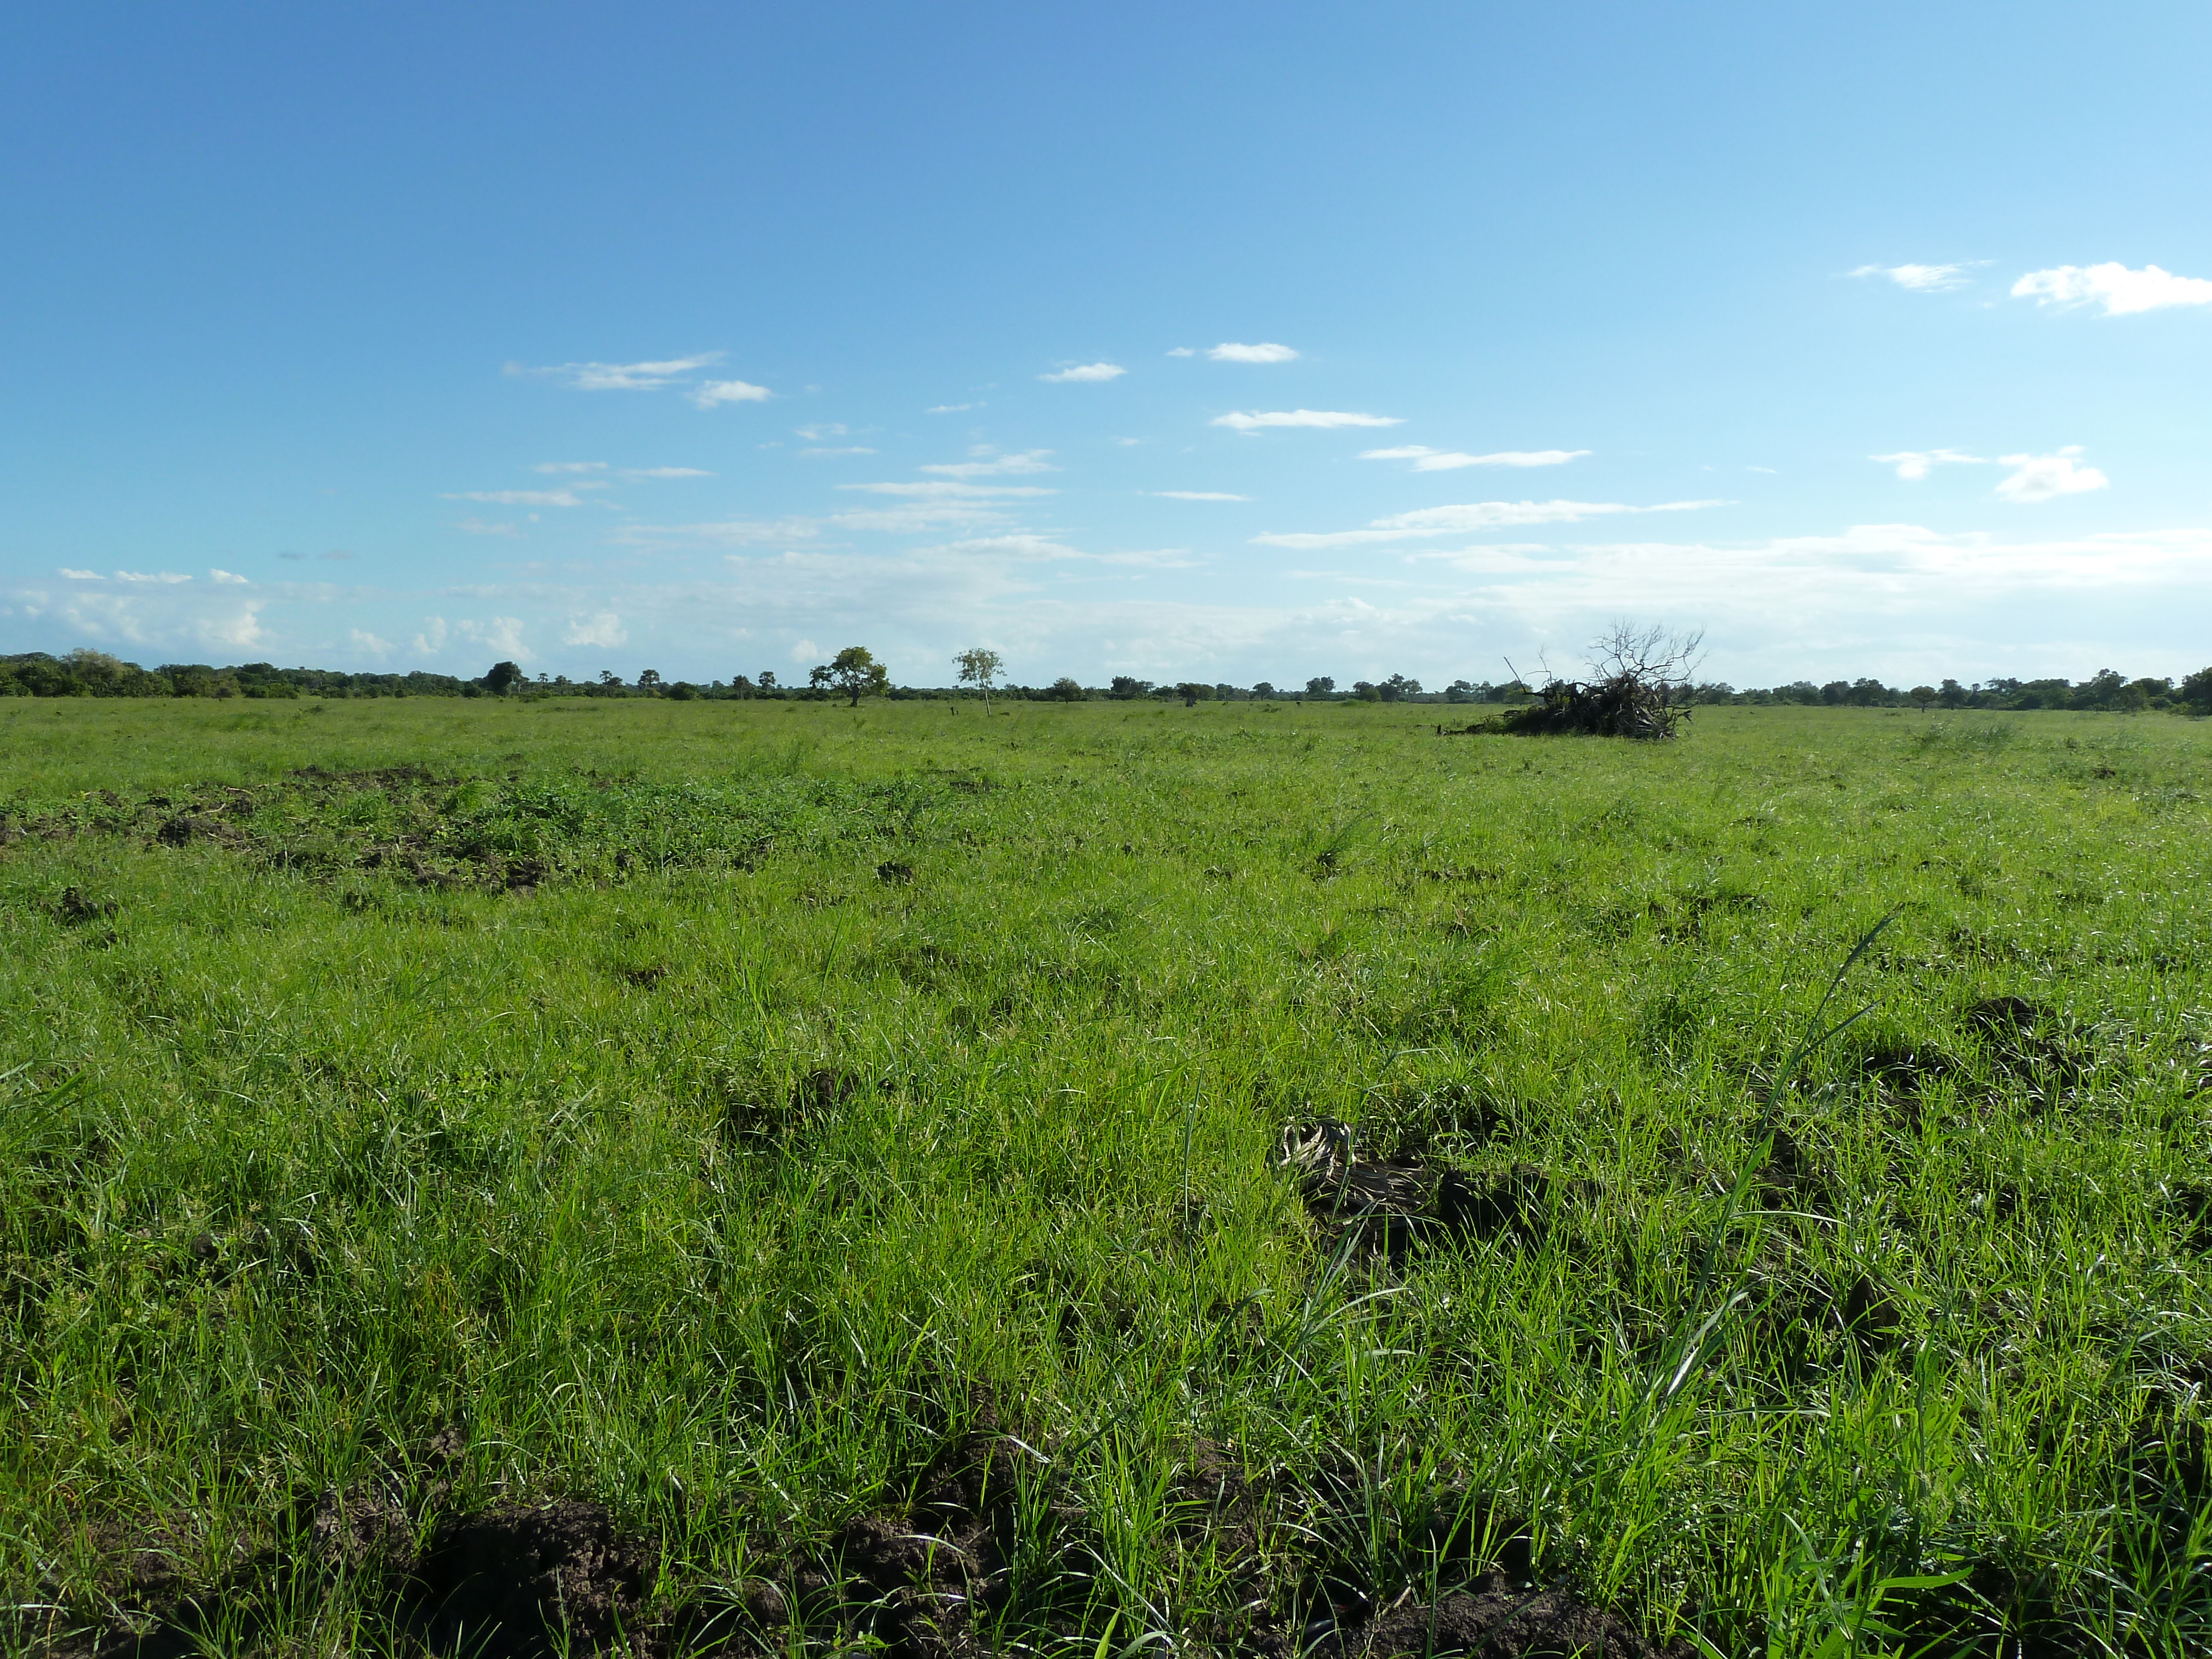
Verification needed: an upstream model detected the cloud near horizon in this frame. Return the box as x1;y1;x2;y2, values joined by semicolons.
1039;363;1125;382
1214;409;1401;431
14;519;2210;688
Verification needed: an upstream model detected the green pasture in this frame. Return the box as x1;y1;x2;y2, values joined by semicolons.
2;695;2208;1656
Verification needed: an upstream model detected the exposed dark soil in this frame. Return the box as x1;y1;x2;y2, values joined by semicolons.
1317;1572;1686;1658
408;1499;655;1658
1280;1120;1594;1258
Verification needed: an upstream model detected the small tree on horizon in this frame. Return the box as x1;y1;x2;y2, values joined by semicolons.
483;660;525;696
1910;685;1938;711
955;646;1004;711
811;645;890;706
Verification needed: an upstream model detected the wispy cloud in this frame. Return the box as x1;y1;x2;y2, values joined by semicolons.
349;629;392;659
620;466;713;479
1360;445;1589;471
1871;445;2109;500
115;570;192;583
58;567;102;580
445;487;602;508
1871;448;1988;480
210;569;250;585
1851;262;1974;291
796;423;848;440
917;533;1199;570
1214;409;1401;432
1253;499;1724;549
1996;447;2109;502
456;517;526;538
691;378;772;407
563;612;627;649
838;480;1055;499
1151;490;1249;501
924;533;1089;561
926;403;979;414
534;461;610;474
1165;347;1195;357
458;616;530;659
1039;362;1125;383
799;447;877;458
920;448;1057;479
2012;262;2212;315
1206;342;1298;363
513;354;721;391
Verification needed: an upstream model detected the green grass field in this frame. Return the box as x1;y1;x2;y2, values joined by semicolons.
3;695;2209;1657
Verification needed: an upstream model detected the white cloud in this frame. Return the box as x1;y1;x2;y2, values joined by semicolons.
620;466;713;479
1871;448;1988;480
920;448;1057;478
1207;342;1299;363
1165;347;1195;357
1995;447;2109;502
1253;499;1725;549
691;378;773;407
1039;363;1126;383
799;447;877;458
456;517;525;537
2012;262;2212;315
534;461;610;474
210;569;250;585
926;403;978;413
115;570;192;583
1851;263;1973;292
58;568;102;580
790;638;819;661
1151;491;1249;501
562;612;627;649
414;617;448;655
518;354;722;392
1360;445;1589;471
446;488;599;508
200;605;267;650
1214;409;1401;431
349;628;392;659
460;616;530;659
796;424;848;440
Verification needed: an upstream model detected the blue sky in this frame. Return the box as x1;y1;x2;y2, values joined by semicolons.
4;2;2208;689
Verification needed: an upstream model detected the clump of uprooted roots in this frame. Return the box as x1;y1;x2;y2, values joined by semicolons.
1498;622;1703;741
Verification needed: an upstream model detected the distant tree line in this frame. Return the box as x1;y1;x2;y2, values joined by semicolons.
6;647;2209;716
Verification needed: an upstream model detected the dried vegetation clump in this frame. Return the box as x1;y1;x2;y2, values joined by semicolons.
1495;623;1705;740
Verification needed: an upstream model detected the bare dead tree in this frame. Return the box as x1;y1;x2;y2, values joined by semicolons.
1499;622;1705;739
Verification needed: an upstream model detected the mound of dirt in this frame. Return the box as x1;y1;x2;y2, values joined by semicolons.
408;1499;655;1658
1333;1573;1687;1658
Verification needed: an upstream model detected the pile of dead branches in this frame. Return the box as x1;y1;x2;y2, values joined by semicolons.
1499;622;1703;740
